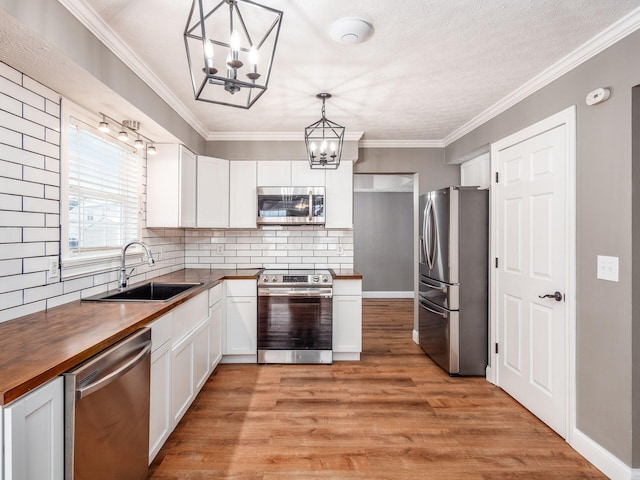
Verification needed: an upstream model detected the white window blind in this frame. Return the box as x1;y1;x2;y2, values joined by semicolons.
66;116;140;258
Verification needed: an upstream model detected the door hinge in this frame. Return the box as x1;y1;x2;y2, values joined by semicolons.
495;343;499;354
495;257;499;268
495;172;499;183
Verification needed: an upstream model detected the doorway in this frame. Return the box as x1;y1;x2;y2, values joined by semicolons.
353;174;414;298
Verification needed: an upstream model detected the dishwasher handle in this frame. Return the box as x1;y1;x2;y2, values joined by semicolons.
76;341;151;399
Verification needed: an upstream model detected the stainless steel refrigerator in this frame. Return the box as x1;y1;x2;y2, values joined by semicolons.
418;186;488;375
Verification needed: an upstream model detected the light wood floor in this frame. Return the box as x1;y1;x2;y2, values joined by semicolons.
147;299;605;479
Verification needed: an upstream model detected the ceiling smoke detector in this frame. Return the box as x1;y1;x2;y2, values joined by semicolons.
329;18;373;45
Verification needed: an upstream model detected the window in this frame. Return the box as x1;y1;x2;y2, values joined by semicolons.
61;103;142;277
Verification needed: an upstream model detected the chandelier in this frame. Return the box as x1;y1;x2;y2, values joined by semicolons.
184;0;283;109
305;93;345;169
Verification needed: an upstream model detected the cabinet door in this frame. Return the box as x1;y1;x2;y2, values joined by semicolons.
291;161;325;187
194;318;212;392
197;156;229;228
225;296;257;355
179;147;197;227
325;160;353;228
149;340;171;463
332;295;362;353
257;161;291;186
460;152;490;190
171;333;195;427
4;377;63;480
210;301;223;369
229;161;257;228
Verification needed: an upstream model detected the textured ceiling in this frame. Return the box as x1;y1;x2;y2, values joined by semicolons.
5;1;640;143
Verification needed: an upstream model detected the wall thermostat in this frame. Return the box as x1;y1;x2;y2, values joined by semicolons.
586;87;611;106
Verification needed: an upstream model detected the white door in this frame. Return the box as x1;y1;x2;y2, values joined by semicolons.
495;120;571;438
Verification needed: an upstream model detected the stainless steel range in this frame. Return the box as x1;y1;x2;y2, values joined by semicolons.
257;269;333;364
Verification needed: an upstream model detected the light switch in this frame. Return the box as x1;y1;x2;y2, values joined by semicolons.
597;255;619;282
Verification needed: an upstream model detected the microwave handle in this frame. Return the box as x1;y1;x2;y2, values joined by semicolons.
309;190;313;221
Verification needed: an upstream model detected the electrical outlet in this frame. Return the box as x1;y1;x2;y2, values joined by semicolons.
597;255;619;282
216;244;224;255
48;258;59;279
156;247;163;260
336;244;344;255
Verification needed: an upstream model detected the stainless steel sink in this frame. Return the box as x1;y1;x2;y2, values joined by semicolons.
83;282;202;302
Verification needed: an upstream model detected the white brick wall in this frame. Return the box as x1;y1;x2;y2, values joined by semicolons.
184;226;354;270
0;62;184;323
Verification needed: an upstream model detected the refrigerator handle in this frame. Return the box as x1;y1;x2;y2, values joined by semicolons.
419;299;447;318
425;199;436;270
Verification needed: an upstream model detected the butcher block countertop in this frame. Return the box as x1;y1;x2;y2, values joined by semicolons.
330;269;363;280
0;268;260;406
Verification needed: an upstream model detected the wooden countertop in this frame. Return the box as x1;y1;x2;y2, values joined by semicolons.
0;268;260;406
330;269;363;280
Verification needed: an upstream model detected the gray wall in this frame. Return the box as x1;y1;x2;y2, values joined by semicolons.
0;0;205;153
633;86;640;468
445;29;640;467
356;147;460;194
354;192;413;292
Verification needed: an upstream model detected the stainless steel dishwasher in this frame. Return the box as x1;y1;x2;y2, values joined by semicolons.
64;327;151;480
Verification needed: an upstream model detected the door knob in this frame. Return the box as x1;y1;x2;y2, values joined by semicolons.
538;291;563;302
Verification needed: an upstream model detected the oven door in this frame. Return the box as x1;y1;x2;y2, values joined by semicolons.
258;294;332;351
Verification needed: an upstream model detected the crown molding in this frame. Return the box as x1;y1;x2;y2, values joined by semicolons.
58;0;209;140
443;6;640;147
359;139;445;149
207;131;364;142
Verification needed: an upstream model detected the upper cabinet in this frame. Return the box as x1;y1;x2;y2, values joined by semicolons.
197;156;229;228
460;152;490;190
257;161;325;187
325;160;353;229
229;161;257;229
147;144;197;228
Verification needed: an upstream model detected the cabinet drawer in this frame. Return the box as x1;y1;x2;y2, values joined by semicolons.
209;283;223;306
172;291;208;342
333;279;362;296
149;312;172;352
225;279;256;297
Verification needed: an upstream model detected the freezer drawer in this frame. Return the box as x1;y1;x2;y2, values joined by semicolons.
418;296;459;375
419;274;459;310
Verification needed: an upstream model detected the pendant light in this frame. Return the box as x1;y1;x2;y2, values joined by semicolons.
305;93;345;169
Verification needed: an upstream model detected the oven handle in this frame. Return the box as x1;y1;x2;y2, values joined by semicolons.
258;288;333;298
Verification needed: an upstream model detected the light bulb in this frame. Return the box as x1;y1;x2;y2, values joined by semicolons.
118;130;129;141
310;142;316;153
134;138;144;150
321;140;327;154
204;39;214;60
147;144;157;155
230;30;241;52
330;142;336;153
98;121;110;132
249;46;259;65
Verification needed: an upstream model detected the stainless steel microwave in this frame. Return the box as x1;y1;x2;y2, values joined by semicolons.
257;186;325;225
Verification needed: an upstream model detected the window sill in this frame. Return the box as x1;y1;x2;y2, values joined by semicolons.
61;251;144;280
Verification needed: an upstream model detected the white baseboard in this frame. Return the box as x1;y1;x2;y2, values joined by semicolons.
412;329;419;345
363;291;413;298
571;428;635;480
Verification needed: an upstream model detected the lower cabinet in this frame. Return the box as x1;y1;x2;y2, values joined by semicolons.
171;329;196;426
223;280;257;362
149;339;171;463
3;377;64;480
193;318;211;392
210;297;224;369
332;279;363;361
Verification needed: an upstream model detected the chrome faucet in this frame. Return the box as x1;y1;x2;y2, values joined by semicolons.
119;241;155;290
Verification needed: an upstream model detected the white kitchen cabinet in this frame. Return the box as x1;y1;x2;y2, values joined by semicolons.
147;144;197;228
291;160;325;187
325;160;353;229
197;155;230;228
460;152;490;190
332;279;362;360
193;317;211;392
209;283;224;369
170;331;195;426
3;377;64;480
257;160;291;186
229;161;257;228
223;279;257;362
149;339;171;463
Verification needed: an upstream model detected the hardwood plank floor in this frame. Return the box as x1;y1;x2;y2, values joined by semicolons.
147;299;604;479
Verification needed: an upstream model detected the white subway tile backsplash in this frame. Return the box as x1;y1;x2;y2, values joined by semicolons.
23;166;59;186
0;91;22;116
0;242;45;260
0;177;44;198
0;301;46;323
0;144;44;170
0;76;44;110
23;104;60;130
45;99;61;117
22;76;60;105
45;185;60;200
45;242;59;256
0;193;22;211
62;276;95;294
0;62;22;84
0;158;23;179
23;282;64;303
0;211;45;228
0;259;22;277
0;125;21;147
46;291;81;309
23;136;60;158
0;271;47;293
45;129;60;146
23;197;58;214
0;228;22;243
0;110;45;140
0;291;23;309
23;227;59;242
45;157;60;173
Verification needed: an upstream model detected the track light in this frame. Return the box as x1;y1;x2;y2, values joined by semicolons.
118;130;129;141
147;144;157;155
134;137;144;150
98;115;110;132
